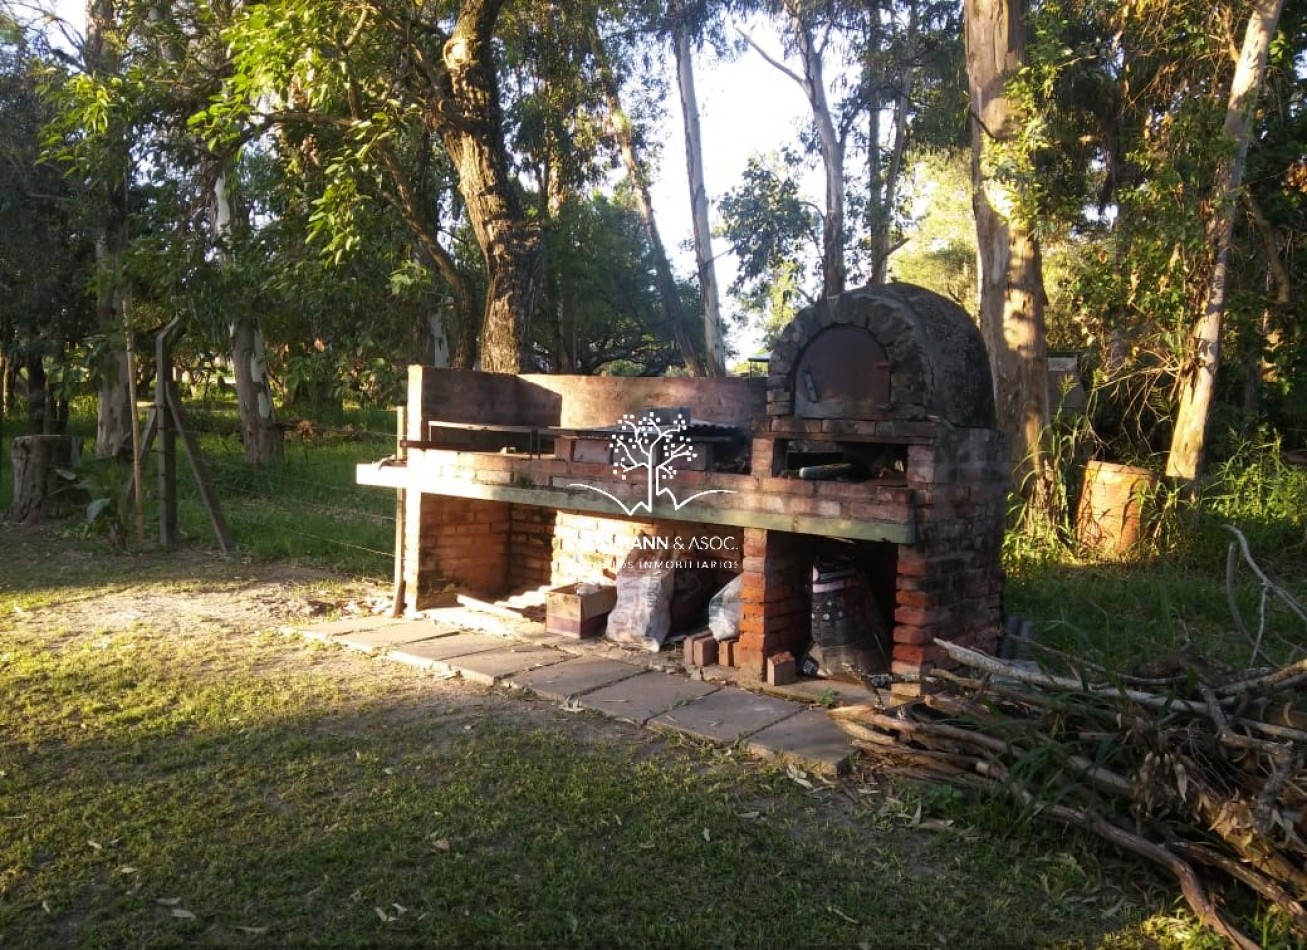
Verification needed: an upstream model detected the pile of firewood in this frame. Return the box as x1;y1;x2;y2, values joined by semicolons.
837;640;1307;947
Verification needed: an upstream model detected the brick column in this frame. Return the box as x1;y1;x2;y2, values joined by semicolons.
736;528;809;678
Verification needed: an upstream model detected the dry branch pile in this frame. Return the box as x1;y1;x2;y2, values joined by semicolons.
838;641;1307;948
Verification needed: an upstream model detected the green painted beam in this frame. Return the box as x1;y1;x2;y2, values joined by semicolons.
357;462;917;544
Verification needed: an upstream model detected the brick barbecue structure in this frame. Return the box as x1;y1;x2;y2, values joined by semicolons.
358;283;1008;699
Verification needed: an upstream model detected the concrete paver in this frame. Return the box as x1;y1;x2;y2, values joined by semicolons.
387;632;512;669
294;615;398;641
578;671;718;725
297;615;859;773
746;709;855;775
334;619;462;653
508;656;644;702
649;687;798;744
447;647;568;686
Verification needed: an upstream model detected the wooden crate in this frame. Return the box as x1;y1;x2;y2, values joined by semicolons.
546;583;618;638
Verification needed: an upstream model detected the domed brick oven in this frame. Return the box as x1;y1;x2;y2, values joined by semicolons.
737;283;1008;697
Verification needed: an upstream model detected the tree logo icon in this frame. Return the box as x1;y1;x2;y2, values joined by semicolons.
567;412;735;516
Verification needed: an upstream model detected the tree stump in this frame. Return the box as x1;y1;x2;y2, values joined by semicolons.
8;435;75;524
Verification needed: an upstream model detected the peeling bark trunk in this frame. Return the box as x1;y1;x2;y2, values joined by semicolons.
747;4;847;299
965;0;1049;502
214;171;282;466
873;17;914;285
86;0;132;459
787;3;846;299
229;321;282;465
1166;0;1286;485
672;6;726;376
425;308;452;368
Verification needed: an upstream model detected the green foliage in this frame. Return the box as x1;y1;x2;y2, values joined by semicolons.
55;458;131;548
1008;0;1307;461
0;23;96;402
537;192;686;375
888;150;977;308
719;151;820;308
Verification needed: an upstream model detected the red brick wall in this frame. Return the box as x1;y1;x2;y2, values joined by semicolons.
406;494;510;608
889;426;1007;698
736;529;813;678
508;505;554;592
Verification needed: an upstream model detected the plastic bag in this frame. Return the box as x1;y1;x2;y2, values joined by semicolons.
605;561;675;652
708;575;742;641
807;557;890;682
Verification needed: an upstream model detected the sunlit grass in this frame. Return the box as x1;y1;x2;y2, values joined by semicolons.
0;541;1187;948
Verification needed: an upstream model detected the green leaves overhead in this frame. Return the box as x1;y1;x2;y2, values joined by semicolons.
719;151;819;301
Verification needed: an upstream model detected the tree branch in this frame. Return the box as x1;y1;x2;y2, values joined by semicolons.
737;28;805;88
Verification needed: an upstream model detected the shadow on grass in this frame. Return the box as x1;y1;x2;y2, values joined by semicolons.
0;519;1198;948
1;685;1177;950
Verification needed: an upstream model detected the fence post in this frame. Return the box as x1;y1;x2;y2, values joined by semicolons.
390;405;407;617
156;321;178;547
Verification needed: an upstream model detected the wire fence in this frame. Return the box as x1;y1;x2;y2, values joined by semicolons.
170;422;401;576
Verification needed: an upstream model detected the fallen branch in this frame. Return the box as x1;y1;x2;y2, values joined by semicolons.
836;642;1307;943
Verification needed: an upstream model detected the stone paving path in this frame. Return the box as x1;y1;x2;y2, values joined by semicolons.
285;609;856;773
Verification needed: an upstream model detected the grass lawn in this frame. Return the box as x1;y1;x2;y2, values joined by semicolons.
0;529;1200;949
3;405;1304;946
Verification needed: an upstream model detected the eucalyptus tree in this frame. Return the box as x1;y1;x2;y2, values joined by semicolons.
588;14;708;375
1166;0;1287;485
1014;0;1302;475
963;0;1049;502
72;0;134;457
742;1;851;298
667;0;727;375
735;1;962;301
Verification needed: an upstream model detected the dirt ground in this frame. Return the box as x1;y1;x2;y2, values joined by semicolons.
0;523;674;750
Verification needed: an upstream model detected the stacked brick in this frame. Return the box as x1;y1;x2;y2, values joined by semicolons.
736;528;815;678
887;427;1007;699
405;494;509;604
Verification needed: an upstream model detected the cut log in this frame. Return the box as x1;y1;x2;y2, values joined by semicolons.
8;435;75;524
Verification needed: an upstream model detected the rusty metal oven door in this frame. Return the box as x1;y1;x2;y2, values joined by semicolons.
794;326;891;419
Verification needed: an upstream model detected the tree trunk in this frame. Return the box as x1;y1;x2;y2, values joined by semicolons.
1166;0;1286;485
9;434;74;524
871;10;914;285
964;0;1049;503
85;0;133;459
212;170;282;466
93;226;133;458
591;30;706;376
229;321;282;465
428;0;542;374
672;5;726;376
423;306;452;368
746;4;847;299
0;350;10;419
